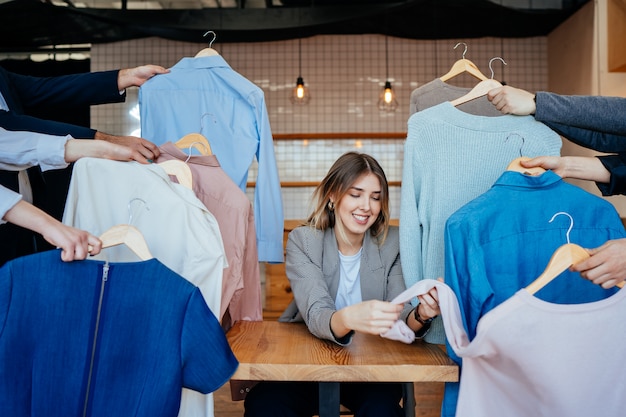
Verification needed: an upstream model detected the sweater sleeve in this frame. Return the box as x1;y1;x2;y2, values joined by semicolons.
535;92;626;152
596;154;626;196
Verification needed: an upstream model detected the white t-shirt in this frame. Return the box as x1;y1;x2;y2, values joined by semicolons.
335;248;363;310
395;279;626;417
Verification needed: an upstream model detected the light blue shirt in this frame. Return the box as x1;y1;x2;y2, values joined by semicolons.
0;127;70;221
139;55;284;262
441;170;626;417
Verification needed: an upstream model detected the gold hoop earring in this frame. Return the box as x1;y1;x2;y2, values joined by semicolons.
327;201;335;211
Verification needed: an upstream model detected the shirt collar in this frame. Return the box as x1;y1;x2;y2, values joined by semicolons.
171;55;231;70
494;169;562;190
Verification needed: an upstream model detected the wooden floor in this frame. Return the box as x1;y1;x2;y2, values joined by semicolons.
213;381;445;417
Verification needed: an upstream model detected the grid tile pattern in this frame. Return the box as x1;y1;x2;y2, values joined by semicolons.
91;35;548;220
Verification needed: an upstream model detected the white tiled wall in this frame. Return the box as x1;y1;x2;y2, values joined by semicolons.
91;34;548;220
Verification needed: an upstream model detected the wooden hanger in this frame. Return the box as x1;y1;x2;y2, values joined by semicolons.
440;59;489;82
525;212;625;294
440;43;488;82
195;30;220;57
99;224;153;260
157;159;193;189
506;157;546;176
174;133;212;156
525;243;590;294
504;135;546;176
450;57;507;107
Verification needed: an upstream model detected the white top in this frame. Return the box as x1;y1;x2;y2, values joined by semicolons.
335;248;363;310
62;157;226;315
397;279;626;417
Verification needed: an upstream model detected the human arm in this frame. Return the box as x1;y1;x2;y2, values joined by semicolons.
117;64;169;90
0;127;153;168
1;192;102;261
571;239;626;289
285;227;345;342
93;131;160;162
488;86;626;152
519;155;611;183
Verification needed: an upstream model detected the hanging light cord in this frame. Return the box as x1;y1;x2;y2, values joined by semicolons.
298;38;303;78
384;35;389;80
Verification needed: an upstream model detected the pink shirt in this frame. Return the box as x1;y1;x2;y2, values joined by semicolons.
157;142;262;326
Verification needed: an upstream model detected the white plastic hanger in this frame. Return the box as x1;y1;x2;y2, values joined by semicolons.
450;57;507;106
98;198;153;260
525;212;624;294
195;30;219;57
439;42;488;82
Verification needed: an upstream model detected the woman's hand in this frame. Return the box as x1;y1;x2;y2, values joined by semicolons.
331;300;403;338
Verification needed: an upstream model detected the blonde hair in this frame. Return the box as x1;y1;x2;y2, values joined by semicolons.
307;152;390;246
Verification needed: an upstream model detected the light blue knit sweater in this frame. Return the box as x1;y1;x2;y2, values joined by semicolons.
400;101;562;344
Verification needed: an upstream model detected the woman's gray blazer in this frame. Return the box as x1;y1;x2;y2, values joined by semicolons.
279;225;413;345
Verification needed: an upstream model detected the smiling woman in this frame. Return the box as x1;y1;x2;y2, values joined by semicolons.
242;151;443;417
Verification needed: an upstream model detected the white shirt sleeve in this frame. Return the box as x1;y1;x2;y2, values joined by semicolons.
0;127;71;172
0;185;22;224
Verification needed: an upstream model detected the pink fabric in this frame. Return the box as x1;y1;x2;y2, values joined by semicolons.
157;142;262;326
380;320;415;344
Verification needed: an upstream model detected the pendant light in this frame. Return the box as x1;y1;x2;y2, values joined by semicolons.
290;38;311;105
378;36;398;112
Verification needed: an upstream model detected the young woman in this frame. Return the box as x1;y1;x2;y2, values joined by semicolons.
244;151;441;417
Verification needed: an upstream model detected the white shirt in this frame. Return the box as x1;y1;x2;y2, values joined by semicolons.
335;248;363;310
0;127;71;221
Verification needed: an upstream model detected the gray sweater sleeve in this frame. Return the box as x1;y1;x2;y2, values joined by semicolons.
535;92;626;152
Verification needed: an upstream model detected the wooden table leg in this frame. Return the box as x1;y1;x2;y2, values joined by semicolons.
318;382;340;417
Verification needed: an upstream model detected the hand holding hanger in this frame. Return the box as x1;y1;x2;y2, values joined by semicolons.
450;57;507;107
525;212;624;294
504;133;546;176
93;198;153;261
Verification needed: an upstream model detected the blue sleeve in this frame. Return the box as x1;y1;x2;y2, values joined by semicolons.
181;288;238;394
597;154;626;196
543;120;626;153
535;92;626;138
3;69;125;110
251;91;284;263
0;111;95;138
399;133;423;291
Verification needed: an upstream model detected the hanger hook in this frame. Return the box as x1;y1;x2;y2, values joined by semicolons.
199;112;216;135
128;198;150;226
549;211;574;244
185;141;210;162
488;56;507;79
203;30;217;48
453;42;468;59
505;133;525;157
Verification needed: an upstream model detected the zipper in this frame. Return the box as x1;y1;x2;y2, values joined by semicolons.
82;261;109;417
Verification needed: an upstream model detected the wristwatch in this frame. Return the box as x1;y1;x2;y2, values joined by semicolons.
414;306;435;326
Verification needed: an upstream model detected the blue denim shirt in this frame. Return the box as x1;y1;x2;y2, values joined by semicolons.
441;170;626;417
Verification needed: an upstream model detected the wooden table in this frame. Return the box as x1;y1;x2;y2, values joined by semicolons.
226;321;458;417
